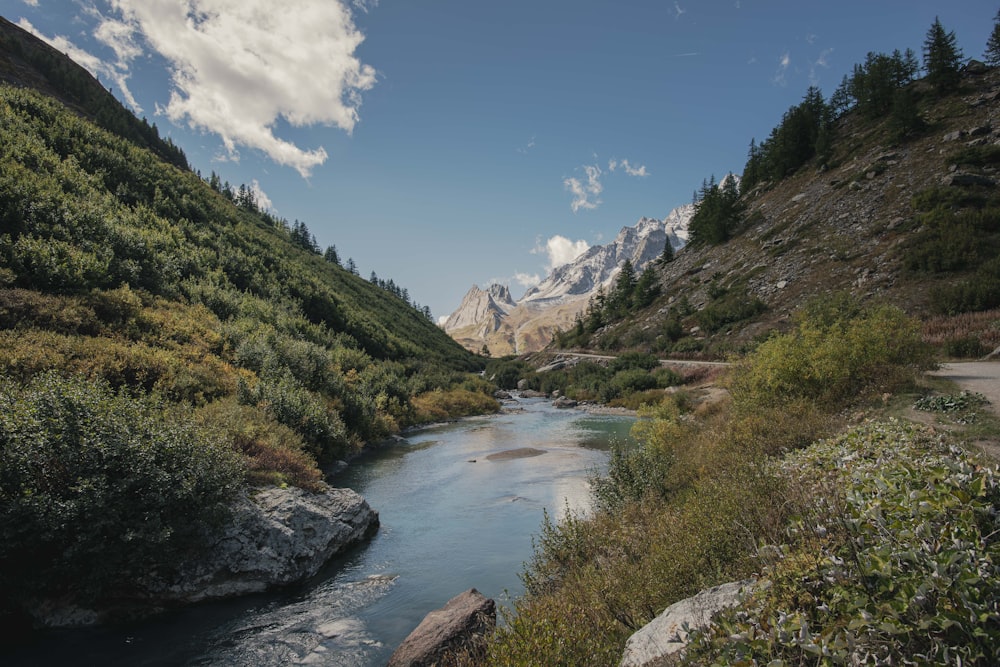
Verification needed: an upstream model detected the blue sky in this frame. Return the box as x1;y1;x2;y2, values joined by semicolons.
8;1;995;321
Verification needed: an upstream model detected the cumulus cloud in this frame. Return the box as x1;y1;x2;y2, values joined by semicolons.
99;0;377;177
564;164;603;213
533;235;590;271
22;0;40;6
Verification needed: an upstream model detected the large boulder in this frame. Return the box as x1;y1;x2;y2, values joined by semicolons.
153;485;379;602
620;580;755;667
388;588;496;667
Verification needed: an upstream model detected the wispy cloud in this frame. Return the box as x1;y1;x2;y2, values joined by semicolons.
532;236;591;271
609;158;649;177
772;51;791;86
517;135;536;154
673;52;700;58
809;47;834;86
564;163;603;213
513;272;541;288
673;2;686;20
90;0;377;178
250;179;274;211
564;156;649;212
21;0;39;6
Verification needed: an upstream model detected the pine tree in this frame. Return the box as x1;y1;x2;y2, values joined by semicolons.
659;239;675;264
986;10;1000;66
923;17;963;94
324;245;340;266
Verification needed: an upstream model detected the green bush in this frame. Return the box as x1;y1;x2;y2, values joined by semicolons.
0;373;243;606
689;420;1000;666
731;294;933;409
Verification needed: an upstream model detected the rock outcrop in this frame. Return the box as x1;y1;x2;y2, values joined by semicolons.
158;486;379;602
387;588;496;667
619;580;755;667
28;485;379;627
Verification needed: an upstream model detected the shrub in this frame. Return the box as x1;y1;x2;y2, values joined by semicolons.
731;294;933;409
689;420;1000;666
0;373;243;606
411;388;500;423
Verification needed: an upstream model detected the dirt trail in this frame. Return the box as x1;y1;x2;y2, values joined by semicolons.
929;361;1000;417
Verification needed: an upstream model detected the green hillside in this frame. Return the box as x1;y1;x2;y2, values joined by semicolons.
0;41;493;614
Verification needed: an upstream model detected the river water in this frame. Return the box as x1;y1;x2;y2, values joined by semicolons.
3;396;635;666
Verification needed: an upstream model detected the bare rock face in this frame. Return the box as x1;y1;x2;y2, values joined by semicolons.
619;580;755;667
153;485;379;602
387;588;496;667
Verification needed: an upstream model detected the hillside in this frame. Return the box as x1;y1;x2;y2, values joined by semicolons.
0;27;491;623
0;16;188;170
571;63;1000;360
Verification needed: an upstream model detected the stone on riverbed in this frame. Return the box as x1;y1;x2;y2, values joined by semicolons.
485;447;546;461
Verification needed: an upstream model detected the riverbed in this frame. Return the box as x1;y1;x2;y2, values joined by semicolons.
2;395;635;666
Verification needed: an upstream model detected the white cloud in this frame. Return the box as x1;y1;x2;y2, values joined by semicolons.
773;51;791;86
517;135;536;154
249;179;273;211
673;2;686;20
104;0;377;178
564;163;603;213
513;272;541;288
22;0;40;6
809;48;833;86
621;159;648;177
533;235;590;271
17;18;142;111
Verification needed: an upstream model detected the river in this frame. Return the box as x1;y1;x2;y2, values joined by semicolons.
2;395;635;666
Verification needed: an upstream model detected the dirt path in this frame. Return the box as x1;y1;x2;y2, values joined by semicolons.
929;361;1000;417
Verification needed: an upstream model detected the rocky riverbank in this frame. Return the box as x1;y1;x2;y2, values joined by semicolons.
26;485;379;628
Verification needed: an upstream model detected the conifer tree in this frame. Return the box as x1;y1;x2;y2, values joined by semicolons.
986;10;1000;66
923;17;963;94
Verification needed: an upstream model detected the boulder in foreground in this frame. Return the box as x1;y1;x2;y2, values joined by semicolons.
388;588;496;667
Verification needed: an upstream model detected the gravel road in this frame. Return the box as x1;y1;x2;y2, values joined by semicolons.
929;362;1000;417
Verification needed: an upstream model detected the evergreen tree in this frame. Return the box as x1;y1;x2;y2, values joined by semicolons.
659;239;675;264
633;266;660;309
609;259;637;316
986;10;1000;66
923;17;964;94
324;245;340;266
346;257;358;275
888;87;925;142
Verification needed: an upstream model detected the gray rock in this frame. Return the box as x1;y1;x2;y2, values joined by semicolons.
941;172;997;188
620;580;755;667
494;390;512;399
553;396;578;409
387;588;496;667
154;486;379;602
516;379;529;391
943;130;966;142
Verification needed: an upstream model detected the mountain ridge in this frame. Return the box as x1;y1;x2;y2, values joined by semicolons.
443;203;695;355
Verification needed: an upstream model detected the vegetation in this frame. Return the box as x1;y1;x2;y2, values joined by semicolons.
923;16;964;94
0;79;490;617
476;295;945;665
0;373;243;605
688;174;745;245
986;10;1000;66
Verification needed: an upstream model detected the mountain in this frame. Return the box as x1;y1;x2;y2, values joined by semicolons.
523;208;692;305
443;284;517;335
443;204;695;355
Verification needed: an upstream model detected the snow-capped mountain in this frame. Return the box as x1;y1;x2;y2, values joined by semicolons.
441;201;696;355
442;283;517;334
521;204;693;305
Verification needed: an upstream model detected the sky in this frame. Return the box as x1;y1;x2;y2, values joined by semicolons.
7;1;996;322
